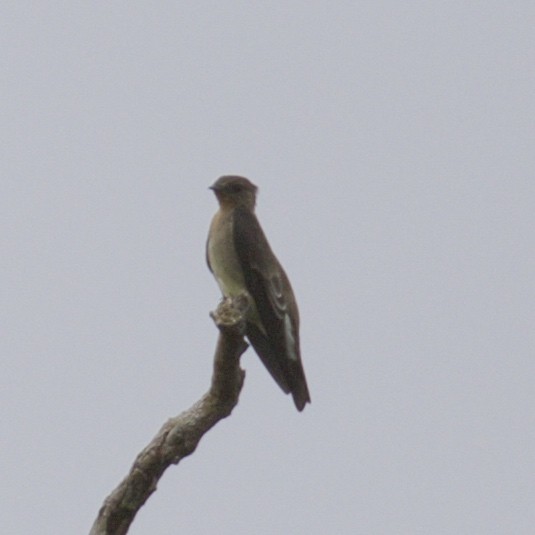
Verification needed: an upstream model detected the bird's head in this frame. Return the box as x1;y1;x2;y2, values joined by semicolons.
209;175;258;210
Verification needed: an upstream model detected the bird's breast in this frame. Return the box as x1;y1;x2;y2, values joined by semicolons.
207;210;247;298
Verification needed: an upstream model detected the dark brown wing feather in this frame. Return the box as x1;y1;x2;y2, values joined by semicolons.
233;206;310;410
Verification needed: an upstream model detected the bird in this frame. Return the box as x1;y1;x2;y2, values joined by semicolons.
206;175;310;411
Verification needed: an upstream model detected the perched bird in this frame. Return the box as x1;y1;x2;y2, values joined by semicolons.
206;176;310;411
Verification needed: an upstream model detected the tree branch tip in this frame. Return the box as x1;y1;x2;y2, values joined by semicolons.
210;295;250;335
90;296;250;534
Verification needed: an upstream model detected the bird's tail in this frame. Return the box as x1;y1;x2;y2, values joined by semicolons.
289;362;311;412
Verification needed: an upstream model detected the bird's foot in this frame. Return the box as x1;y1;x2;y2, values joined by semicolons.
210;294;250;336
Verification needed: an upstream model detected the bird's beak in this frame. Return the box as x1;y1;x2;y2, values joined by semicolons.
209;184;221;192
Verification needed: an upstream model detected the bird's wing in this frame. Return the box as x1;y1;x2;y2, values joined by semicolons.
232;206;295;335
232;206;309;407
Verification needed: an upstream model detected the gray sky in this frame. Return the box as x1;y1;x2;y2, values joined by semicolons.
2;3;534;534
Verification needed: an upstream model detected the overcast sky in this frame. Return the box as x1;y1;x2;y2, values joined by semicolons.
2;3;534;534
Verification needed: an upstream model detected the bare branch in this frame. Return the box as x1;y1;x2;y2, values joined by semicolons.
90;297;248;535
